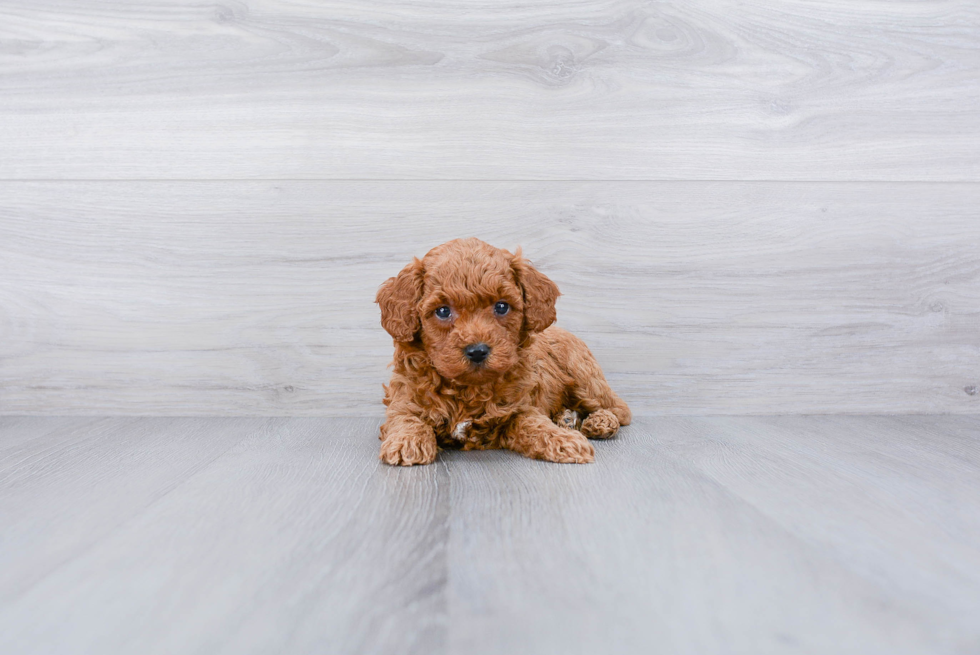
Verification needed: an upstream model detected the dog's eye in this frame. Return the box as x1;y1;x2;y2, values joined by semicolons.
434;306;452;320
494;301;510;316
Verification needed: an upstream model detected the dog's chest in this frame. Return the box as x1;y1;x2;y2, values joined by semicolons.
429;374;534;446
440;398;512;445
450;420;471;441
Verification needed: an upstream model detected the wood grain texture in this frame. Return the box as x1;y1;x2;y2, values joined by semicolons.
2;181;978;415
444;415;980;654
0;417;264;603
0;1;978;180
0;417;448;655
1;416;978;654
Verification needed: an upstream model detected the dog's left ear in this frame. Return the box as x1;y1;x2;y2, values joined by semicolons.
376;257;425;342
512;250;560;334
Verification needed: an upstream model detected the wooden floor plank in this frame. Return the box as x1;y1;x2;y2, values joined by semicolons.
0;417;263;604
443;417;980;654
1;416;977;654
0;416;103;456
667;416;980;634
0;418;448;655
1;1;977;180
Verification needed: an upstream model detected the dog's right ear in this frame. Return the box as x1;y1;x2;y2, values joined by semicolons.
511;249;560;334
376;258;425;342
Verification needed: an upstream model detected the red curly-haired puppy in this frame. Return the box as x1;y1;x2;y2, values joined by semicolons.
376;238;631;466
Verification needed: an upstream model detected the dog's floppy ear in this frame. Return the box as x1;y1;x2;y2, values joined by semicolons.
512;249;560;334
376;257;425;342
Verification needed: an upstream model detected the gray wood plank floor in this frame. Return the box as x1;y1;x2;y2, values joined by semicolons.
1;416;978;654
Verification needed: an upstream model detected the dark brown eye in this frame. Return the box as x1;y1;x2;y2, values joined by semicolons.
494;301;510;316
434;306;452;320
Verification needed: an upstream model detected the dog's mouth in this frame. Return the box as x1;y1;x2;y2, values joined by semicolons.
455;361;500;384
442;352;511;385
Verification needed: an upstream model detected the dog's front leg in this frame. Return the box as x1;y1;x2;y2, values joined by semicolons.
379;409;438;466
502;411;595;464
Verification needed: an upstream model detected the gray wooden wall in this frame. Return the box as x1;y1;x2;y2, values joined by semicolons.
1;1;978;416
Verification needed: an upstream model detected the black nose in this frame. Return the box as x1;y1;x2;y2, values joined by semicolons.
464;343;491;364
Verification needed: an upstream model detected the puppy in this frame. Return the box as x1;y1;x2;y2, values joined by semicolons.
375;238;631;465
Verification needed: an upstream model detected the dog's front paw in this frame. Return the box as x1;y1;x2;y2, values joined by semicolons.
379;430;438;466
581;409;620;439
543;430;595;464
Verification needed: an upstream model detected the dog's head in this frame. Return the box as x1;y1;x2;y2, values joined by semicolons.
376;238;560;386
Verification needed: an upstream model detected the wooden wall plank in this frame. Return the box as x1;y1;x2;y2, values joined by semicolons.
1;181;977;415
0;1;977;180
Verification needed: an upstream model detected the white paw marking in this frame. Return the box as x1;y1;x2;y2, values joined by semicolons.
451;420;471;440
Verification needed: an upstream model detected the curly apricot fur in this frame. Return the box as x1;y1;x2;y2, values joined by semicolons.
376;238;631;466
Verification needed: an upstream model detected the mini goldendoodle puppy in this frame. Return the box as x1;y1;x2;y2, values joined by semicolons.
375;238;631;465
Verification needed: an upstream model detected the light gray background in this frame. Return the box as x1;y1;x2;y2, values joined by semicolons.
2;0;978;416
2;4;980;654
